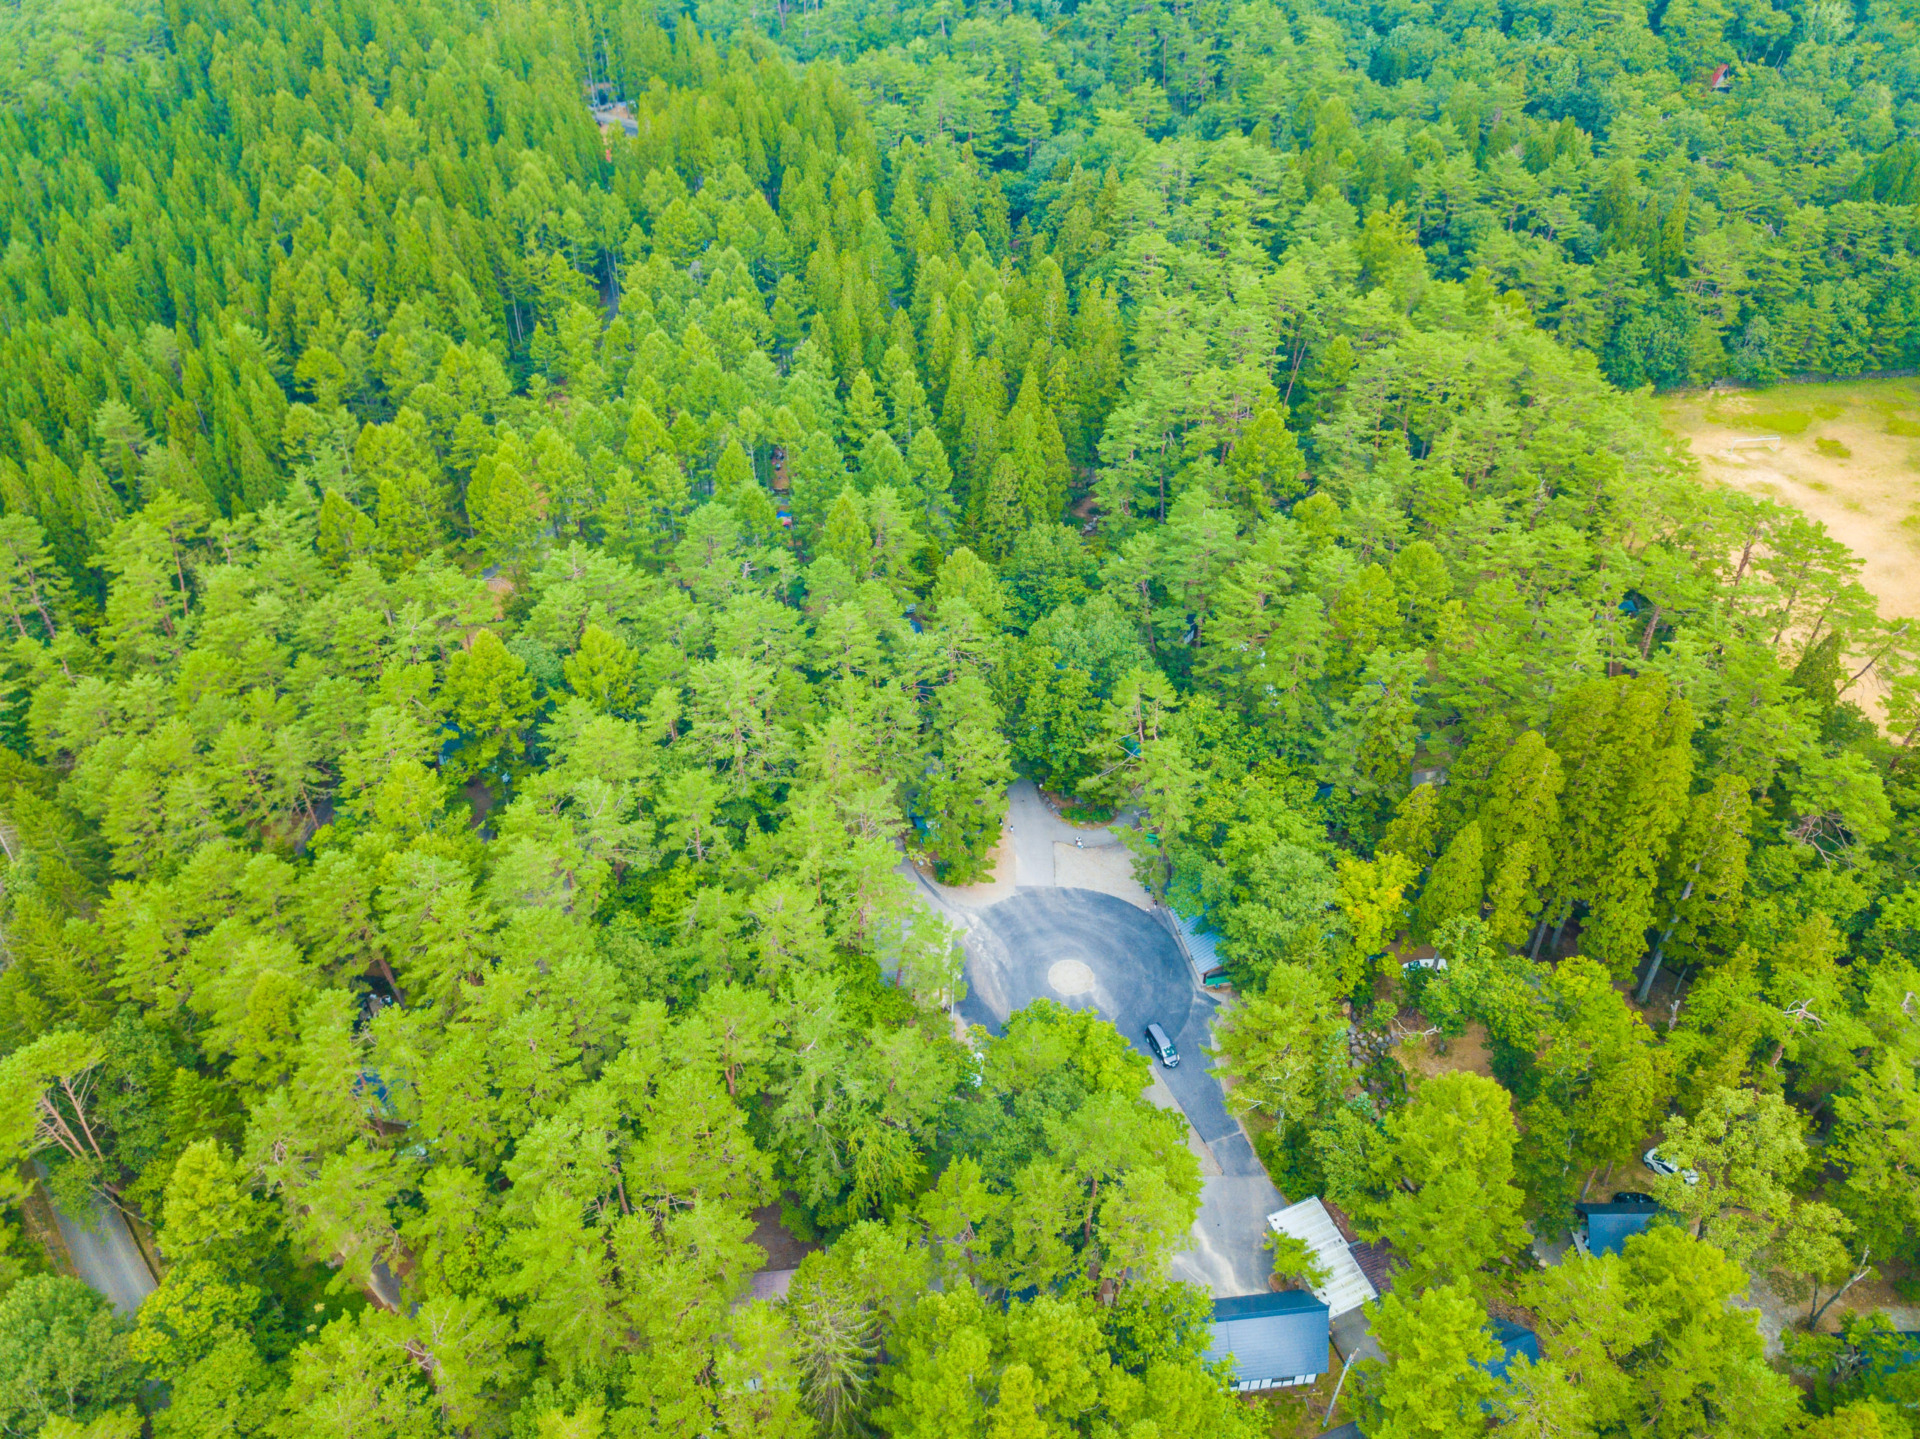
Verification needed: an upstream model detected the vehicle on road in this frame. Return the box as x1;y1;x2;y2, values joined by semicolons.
1146;1022;1179;1068
1642;1147;1698;1184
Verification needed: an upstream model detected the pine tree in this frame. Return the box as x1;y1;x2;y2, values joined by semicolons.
1224;406;1306;520
316;490;377;573
905;427;955;541
843;368;887;446
466;439;549;574
1380;784;1442;871
0;515;74;641
856;431;909;493
623;401;673;472
442;631;539;787
821;489;872;578
1415;820;1485;943
1478;730;1564;950
916;674;1013;885
713;438;755;503
789;432;849;552
1550;675;1696;978
563;624;640;714
882;344;933;443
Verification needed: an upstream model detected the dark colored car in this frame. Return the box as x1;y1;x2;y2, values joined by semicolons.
1611;1191;1658;1206
1146;1023;1179;1068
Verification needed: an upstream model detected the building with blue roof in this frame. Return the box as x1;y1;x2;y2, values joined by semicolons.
1481;1318;1541;1382
1573;1201;1665;1257
1201;1289;1331;1392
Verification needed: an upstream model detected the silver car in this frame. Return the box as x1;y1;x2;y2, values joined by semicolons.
1642;1146;1699;1185
1145;1023;1179;1068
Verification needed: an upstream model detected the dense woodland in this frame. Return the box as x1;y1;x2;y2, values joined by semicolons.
0;0;1918;1434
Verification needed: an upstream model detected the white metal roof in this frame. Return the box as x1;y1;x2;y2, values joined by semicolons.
1266;1196;1378;1318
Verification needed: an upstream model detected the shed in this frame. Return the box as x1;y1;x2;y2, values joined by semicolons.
1573;1201;1663;1258
1166;906;1228;987
1267;1197;1380;1317
1202;1289;1331;1392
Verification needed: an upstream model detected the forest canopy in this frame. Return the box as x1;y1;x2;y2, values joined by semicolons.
0;0;1917;1434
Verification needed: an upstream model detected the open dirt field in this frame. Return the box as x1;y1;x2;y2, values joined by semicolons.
1659;377;1920;629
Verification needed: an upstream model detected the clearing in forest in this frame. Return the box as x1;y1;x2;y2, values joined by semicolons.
1659;377;1920;627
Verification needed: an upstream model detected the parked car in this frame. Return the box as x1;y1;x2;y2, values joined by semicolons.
1642;1147;1699;1185
1611;1191;1658;1206
1145;1023;1180;1068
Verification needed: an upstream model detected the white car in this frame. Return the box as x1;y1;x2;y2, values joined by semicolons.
1642;1147;1699;1185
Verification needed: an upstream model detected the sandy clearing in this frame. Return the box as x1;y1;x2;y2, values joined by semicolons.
1660;378;1920;626
1660;378;1920;726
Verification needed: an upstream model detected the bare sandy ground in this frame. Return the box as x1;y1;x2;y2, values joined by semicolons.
1052;839;1154;909
1660;379;1920;724
1660;379;1920;623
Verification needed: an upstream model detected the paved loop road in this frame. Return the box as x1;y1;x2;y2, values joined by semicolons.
955;887;1267;1179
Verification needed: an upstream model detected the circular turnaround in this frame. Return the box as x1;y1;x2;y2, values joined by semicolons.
1047;958;1096;996
954;887;1257;1176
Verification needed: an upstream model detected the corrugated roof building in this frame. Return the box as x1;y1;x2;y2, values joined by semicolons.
1202;1289;1331;1391
1164;906;1227;986
1267;1197;1380;1317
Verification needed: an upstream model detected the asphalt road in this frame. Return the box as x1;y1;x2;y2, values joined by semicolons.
38;1175;156;1316
957;887;1267;1180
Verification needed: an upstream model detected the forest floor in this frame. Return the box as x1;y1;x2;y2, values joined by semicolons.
1391;1021;1496;1081
1660;378;1920;720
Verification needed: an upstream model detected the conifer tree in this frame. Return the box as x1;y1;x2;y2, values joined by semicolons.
1479;731;1564;950
1415;820;1485;943
916;674;1013;885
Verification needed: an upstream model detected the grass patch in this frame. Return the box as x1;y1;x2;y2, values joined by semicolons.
1815;437;1852;459
1812;402;1846;420
1744;409;1813;435
1886;417;1920;438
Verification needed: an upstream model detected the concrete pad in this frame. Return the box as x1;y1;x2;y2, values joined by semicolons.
1332;1305;1384;1365
1169;1175;1284;1298
1052;841;1153;909
1005;779;1120;886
